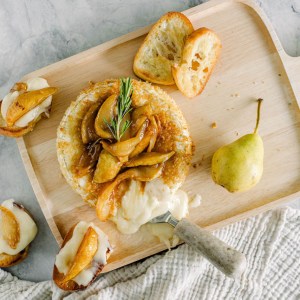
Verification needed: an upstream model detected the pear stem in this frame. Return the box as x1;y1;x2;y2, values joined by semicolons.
254;98;263;134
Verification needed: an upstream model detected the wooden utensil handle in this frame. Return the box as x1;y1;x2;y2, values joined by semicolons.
174;218;247;278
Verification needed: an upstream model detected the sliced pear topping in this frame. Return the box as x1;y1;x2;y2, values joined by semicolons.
94;94;117;139
6;87;57;126
132;104;152;122
62;227;98;283
131;115;147;136
96;164;163;221
147;116;159;152
130;104;152;136
101;139;139;158
101;119;148;158
125;151;175;167
120;113;131;141
129;132;152;158
81;102;101;144
0;206;20;249
93;150;123;183
76;142;102;176
129;117;157;158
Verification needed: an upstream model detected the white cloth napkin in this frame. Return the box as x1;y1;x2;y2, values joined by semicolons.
0;207;299;300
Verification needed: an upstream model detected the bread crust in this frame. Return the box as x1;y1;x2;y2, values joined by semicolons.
172;27;222;98
133;12;194;85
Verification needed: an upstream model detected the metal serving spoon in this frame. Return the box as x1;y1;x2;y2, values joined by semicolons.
149;211;247;278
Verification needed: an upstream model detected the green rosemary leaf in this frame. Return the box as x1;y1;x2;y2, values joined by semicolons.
105;78;133;141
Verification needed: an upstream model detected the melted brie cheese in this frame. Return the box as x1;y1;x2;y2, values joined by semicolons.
146;223;180;249
145;194;201;248
55;221;112;286
0;199;37;255
110;179;197;235
1;77;52;127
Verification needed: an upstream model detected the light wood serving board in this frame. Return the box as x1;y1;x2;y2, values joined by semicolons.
17;0;300;272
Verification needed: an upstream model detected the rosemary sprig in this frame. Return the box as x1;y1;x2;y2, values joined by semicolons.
104;78;133;141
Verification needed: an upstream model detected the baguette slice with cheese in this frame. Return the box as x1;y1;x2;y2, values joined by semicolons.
133;12;194;85
53;222;112;291
172;28;222;98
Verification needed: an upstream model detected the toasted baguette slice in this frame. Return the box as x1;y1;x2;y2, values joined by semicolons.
0;201;36;267
53;222;112;291
172;28;222;98
133;12;194;85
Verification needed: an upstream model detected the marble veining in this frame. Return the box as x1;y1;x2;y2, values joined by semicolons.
0;0;299;282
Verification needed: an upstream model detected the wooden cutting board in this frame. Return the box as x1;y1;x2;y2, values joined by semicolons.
17;0;300;273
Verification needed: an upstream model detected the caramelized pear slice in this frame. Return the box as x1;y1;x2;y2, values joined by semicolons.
0;206;20;249
129;118;157;158
62;227;98;283
81;102;101;144
6;87;57;126
147;116;158;152
96;164;163;221
95;94;117;139
120;113;131;141
125;152;175;167
101;119;148;158
129;131;152;158
93;150;123;183
76;142;102;176
132;104;152;122
131;115;147;136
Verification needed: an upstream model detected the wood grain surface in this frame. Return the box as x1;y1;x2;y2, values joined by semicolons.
17;0;300;273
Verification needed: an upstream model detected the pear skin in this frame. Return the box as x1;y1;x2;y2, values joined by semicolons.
212;133;264;192
211;99;264;192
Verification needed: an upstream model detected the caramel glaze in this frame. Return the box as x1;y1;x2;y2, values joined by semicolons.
72;80;191;210
75;142;102;177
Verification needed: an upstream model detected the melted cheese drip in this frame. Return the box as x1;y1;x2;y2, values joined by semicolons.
110;179;198;235
146;194;201;248
0;199;37;255
55;221;112;286
1;77;52;127
146;223;180;249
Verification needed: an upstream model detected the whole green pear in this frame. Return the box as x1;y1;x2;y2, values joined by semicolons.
211;99;264;193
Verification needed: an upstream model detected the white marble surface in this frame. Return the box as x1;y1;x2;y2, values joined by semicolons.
0;0;299;282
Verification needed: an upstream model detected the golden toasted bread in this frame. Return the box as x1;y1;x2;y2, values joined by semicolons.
172;28;222;98
133;12;194;85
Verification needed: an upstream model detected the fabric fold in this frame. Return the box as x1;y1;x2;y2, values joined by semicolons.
0;208;299;300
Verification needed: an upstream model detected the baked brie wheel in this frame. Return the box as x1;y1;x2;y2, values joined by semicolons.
53;221;112;291
0;78;57;137
0;199;37;267
57;78;192;233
